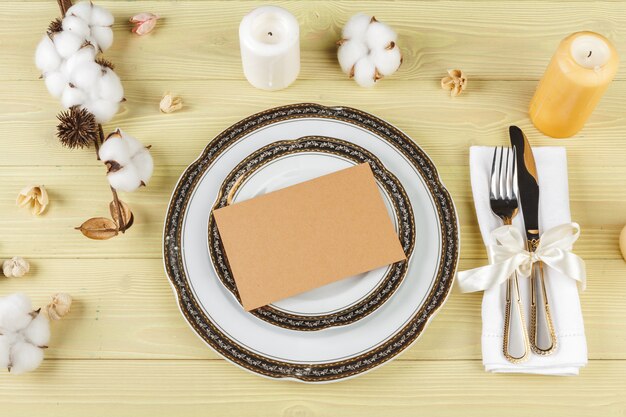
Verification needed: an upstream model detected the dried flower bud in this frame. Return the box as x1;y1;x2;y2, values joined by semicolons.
16;185;49;216
130;13;160;35
159;92;183;113
441;69;467;97
2;257;30;278
46;293;72;321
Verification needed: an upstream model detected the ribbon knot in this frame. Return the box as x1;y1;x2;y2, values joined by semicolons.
457;222;586;293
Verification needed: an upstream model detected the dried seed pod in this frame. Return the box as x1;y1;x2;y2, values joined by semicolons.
109;200;134;231
46;293;73;321
16;185;49;216
159;92;183;113
75;217;119;240
2;257;30;278
441;69;467;97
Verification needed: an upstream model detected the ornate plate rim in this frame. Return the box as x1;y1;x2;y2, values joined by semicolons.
162;103;460;383
207;135;416;331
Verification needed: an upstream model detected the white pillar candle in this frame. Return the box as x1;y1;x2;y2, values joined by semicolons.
239;6;300;91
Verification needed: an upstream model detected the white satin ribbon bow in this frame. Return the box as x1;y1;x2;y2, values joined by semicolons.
457;222;586;293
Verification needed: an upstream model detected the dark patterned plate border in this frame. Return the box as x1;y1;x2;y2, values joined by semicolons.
207;136;416;331
163;103;459;382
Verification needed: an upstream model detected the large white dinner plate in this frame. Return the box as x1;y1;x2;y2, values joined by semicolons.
163;104;459;382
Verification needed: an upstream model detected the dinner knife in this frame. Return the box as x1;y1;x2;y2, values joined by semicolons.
509;125;557;355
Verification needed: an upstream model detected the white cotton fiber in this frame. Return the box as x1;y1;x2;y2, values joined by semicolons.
371;46;402;76
84;99;119;123
90;5;114;27
62;15;90;38
61;86;87;108
98;68;124;102
353;56;376;88
0;293;32;332
98;134;131;165
106;165;142;192
52;31;84;59
342;13;371;41
22;313;50;348
9;342;44;375
35;35;61;73
44;71;68;98
66;1;92;23
337;40;368;75
70;61;102;91
90;26;114;51
132;150;154;185
365;21;397;51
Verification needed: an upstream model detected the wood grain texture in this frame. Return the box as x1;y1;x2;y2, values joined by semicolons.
1;360;626;417
5;1;626;82
1;0;626;416
0;258;623;361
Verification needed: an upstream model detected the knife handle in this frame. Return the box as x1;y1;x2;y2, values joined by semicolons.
503;271;530;363
530;257;558;355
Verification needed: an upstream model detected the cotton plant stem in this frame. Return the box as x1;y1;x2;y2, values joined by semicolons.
55;0;127;235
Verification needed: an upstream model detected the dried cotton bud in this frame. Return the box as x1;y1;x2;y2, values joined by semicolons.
46;293;72;321
99;129;154;192
0;294;50;374
160;92;183;113
130;13;160;35
441;69;467;97
16;185;49;216
2;257;30;278
337;14;402;87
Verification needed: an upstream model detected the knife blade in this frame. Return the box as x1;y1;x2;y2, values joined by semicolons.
509;125;540;244
509;125;557;355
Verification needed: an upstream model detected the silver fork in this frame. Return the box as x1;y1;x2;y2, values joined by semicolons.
489;147;530;363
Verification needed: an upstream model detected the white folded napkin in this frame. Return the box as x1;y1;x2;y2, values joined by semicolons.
469;146;587;375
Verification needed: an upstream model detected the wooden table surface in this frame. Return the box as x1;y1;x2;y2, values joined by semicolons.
1;1;625;416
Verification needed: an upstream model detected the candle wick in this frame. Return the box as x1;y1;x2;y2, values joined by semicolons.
268;31;273;36
587;50;592;58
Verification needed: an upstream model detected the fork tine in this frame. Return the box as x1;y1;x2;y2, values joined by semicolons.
512;146;518;198
505;147;512;199
490;147;498;198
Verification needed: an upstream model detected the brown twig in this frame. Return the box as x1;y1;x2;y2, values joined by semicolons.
56;0;128;236
57;0;73;16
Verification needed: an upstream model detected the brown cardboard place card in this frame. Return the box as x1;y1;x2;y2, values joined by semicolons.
212;163;406;311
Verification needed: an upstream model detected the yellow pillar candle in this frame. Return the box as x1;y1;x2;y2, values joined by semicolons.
529;31;619;138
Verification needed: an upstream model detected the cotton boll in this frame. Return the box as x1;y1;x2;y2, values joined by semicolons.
9;342;44;375
63;45;97;77
0;335;10;370
98;134;131;165
90;26;113;51
371;46;402;76
118;130;145;156
90;5;114;27
61;86;87;109
107;165;143;192
365;21;397;51
62;15;91;38
353;56;377;88
66;1;92;23
342;13;371;41
0;293;33;332
22;313;50;348
84;99;119;123
337;40;368;75
70;61;103;92
52;31;84;59
44;71;68;98
98;69;124;102
35;35;61;73
133;150;154;185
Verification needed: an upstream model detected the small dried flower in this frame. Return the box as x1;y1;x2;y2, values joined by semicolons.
441;69;467;97
130;13;160;35
2;257;30;278
45;293;72;321
16;185;49;216
56;106;98;149
159;92;183;113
